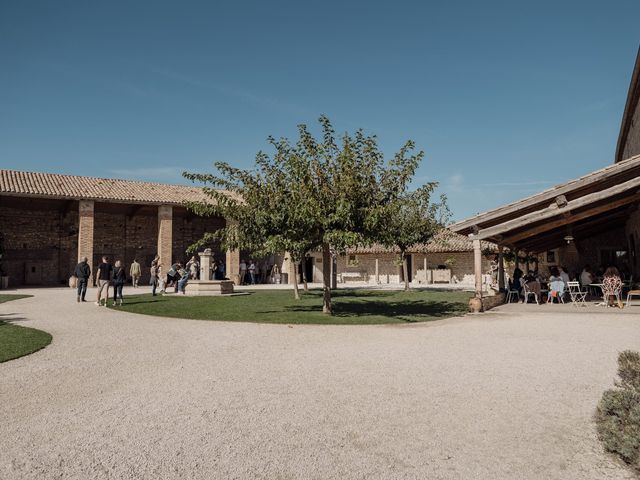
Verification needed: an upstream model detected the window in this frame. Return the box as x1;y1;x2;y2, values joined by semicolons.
347;254;359;266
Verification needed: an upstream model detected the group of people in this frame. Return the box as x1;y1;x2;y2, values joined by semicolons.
73;256;131;306
239;259;282;285
509;263;626;307
73;254;285;304
73;254;198;306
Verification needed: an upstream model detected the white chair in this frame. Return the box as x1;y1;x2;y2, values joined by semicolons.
547;280;566;304
567;281;587;307
627;289;640;307
522;282;539;304
505;288;519;303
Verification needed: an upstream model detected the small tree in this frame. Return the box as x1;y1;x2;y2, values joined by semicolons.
376;186;449;291
184;116;426;314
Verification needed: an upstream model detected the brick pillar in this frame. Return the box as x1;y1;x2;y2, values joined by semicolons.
157;205;173;267
226;249;240;285
78;200;94;271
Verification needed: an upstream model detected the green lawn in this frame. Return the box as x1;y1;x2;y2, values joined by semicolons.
0;294;52;363
112;289;472;325
0;294;32;304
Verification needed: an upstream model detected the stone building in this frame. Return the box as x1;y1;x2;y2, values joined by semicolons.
0;171;232;287
297;230;496;286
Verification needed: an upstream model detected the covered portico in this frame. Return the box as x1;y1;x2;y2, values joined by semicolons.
451;154;640;302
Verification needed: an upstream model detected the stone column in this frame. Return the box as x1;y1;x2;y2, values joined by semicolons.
226;249;240;285
375;258;379;284
78;200;94;280
199;248;212;281
157;205;173;267
473;238;482;298
498;245;505;291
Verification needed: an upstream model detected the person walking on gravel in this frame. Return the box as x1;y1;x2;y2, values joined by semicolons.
95;256;113;306
129;258;141;288
113;260;127;306
74;256;91;303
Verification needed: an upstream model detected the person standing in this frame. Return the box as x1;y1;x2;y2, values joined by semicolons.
130;258;141;288
248;260;256;285
74;256;91;302
95;256;113;306
239;259;247;285
150;258;159;296
113;260;127;306
157;262;166;295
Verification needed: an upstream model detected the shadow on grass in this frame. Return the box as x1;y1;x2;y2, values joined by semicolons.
283;300;466;321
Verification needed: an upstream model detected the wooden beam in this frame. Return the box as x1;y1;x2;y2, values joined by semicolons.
470;176;640;241
501;193;640;244
517;213;628;252
451;153;640;234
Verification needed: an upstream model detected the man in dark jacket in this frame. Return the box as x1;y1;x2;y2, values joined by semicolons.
74;256;91;303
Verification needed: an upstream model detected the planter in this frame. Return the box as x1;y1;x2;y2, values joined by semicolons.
468;297;483;313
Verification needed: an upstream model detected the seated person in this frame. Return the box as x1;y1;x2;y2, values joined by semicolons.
602;266;623;307
547;266;565;303
177;266;189;294
580;265;594;286
522;270;541;302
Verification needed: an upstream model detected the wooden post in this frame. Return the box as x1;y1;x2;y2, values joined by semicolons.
514;249;520;271
498;245;505;291
473;239;482;298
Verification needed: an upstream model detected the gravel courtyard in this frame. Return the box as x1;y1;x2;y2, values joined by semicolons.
1;288;638;480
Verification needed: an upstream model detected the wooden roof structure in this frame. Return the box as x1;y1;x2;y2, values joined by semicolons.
450;154;640;252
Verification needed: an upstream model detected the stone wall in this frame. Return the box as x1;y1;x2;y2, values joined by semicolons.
625;206;640;277
305;250;493;285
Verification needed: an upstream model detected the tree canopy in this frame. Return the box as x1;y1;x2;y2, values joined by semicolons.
184;115;443;314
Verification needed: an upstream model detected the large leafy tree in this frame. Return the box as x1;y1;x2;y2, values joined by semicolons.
184;115;427;314
376;186;449;291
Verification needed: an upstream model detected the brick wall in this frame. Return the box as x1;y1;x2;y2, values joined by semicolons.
0;202;78;286
0;198;226;287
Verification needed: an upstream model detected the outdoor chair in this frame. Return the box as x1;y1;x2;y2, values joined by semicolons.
522;282;539;304
567;281;587;307
627;290;640;307
547;280;566;304
505;288;519;303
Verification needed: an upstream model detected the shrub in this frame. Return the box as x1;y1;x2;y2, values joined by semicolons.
595;350;640;472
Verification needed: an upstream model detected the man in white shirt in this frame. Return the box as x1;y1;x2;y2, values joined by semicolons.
559;266;570;285
239;260;247;285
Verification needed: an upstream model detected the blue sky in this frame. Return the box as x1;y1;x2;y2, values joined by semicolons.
1;1;639;220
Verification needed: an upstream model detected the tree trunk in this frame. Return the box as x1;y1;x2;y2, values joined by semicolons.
322;243;332;314
402;252;410;291
292;261;300;300
302;259;309;292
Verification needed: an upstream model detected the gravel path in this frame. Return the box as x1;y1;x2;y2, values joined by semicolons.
1;288;638;479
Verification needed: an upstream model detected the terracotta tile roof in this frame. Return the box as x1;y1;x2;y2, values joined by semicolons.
0;169;223;206
349;229;497;254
